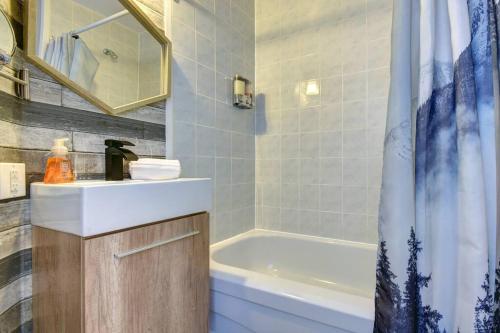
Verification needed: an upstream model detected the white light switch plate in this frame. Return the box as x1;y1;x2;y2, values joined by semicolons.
0;163;26;200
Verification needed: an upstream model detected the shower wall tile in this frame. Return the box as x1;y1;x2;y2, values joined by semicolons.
367;7;393;41
368;68;391;98
320;212;343;238
170;0;255;243
320;185;342;212
216;74;232;104
256;0;280;19
173;0;194;27
173;20;197;59
343;101;366;130
343;72;367;101
196;156;215;179
299;158;320;185
215;129;232;157
320;131;342;157
196;95;216;127
367;98;388;128
320;158;342;185
367;38;391;69
196;9;216;40
343;158;367;187
215;0;231;23
174;121;196;155
281;208;300;233
196;125;216;156
197;65;216;98
299;210;320;234
256;0;392;243
280;159;298;184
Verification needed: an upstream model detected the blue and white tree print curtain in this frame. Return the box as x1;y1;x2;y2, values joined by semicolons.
375;0;500;332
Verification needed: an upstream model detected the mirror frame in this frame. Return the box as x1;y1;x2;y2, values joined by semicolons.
0;7;17;60
24;0;171;114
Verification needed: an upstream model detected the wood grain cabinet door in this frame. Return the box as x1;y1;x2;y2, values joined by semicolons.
83;214;209;333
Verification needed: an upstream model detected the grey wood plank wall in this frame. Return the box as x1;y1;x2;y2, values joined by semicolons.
0;1;166;331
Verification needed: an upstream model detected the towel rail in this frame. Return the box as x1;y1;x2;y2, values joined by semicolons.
0;68;30;100
71;10;129;37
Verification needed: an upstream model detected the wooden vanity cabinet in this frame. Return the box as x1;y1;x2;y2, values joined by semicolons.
33;213;209;333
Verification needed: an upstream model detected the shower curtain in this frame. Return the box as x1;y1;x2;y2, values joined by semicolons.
374;0;499;332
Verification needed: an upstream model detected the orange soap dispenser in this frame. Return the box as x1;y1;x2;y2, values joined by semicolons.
43;138;75;184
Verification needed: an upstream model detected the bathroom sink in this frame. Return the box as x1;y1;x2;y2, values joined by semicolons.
31;178;212;237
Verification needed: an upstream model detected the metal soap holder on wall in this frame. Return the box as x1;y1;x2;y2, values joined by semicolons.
233;75;253;109
0;53;30;100
0;7;29;100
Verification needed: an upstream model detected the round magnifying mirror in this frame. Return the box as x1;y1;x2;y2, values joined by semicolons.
0;8;16;65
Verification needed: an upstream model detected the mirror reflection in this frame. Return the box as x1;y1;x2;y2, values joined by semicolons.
0;8;16;64
32;0;166;110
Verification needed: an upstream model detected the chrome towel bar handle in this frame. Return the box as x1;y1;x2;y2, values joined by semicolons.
114;230;200;259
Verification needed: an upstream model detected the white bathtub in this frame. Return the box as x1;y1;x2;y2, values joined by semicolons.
210;229;377;333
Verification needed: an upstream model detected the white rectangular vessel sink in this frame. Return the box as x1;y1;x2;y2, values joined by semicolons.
31;178;212;237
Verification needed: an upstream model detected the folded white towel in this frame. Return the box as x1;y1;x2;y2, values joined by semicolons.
130;158;180;167
129;159;181;180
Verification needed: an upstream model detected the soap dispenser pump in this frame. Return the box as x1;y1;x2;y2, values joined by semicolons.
44;138;75;184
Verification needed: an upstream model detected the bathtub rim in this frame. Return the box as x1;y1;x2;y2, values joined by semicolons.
210;229;377;332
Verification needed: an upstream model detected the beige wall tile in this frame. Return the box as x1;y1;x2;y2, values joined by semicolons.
255;0;391;243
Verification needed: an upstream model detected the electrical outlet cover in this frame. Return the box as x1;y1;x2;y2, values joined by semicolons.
0;163;26;200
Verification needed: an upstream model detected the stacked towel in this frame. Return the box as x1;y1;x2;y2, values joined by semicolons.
129;159;181;180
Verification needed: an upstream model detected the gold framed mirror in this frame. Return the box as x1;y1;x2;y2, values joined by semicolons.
25;0;171;114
